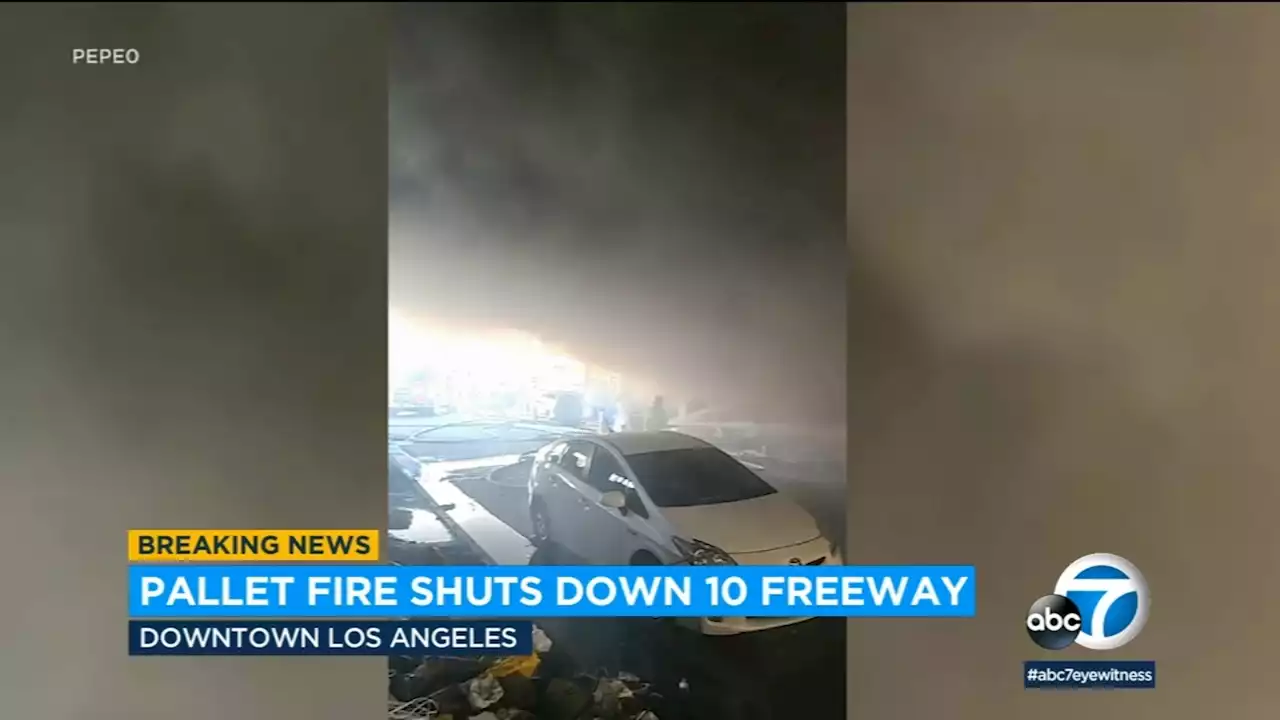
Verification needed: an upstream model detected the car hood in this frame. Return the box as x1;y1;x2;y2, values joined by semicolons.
659;492;822;554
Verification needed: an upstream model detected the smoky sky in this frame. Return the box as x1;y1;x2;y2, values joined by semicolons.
390;3;846;423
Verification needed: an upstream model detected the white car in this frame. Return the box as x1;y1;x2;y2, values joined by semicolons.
527;430;842;635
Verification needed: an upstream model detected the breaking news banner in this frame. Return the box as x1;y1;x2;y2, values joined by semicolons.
129;620;533;656
128;564;977;618
1024;661;1157;690
127;529;381;562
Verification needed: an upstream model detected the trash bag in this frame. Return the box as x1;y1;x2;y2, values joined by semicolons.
532;625;553;653
593;676;635;717
538;677;595;720
466;673;505;710
496;674;538;710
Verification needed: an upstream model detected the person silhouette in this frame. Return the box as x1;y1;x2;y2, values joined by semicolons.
646;395;669;431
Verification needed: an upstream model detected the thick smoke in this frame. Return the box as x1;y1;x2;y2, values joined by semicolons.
847;5;1280;718
390;3;846;424
0;5;386;718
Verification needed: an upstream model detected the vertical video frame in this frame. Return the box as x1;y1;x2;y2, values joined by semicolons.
387;4;847;719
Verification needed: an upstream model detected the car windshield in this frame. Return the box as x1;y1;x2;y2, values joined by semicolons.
624;447;778;507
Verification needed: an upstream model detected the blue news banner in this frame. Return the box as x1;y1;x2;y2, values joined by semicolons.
129;564;976;618
128;565;974;655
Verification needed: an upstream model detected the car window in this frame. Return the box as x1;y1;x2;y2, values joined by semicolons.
624;446;778;507
587;451;648;517
586;450;635;493
560;441;594;481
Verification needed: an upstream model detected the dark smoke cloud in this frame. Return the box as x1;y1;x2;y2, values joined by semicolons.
847;4;1280;718
1;5;386;717
390;3;846;423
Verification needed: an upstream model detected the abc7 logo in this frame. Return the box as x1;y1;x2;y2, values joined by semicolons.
1026;553;1150;651
1025;594;1083;650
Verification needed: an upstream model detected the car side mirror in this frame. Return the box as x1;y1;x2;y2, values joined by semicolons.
600;490;628;511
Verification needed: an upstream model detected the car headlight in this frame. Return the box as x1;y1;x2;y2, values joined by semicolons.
672;537;737;565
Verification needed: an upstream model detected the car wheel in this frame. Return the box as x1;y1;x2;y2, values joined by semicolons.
529;501;551;547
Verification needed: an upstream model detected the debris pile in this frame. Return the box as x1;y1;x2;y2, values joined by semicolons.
387;626;667;720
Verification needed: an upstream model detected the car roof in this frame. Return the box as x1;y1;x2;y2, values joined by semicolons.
594;430;710;456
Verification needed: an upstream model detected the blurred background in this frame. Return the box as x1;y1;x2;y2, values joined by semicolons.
846;4;1280;718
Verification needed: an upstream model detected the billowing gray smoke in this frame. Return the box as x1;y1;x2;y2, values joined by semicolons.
846;4;1280;718
391;4;846;424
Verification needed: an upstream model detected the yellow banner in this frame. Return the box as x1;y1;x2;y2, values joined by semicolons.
128;529;380;562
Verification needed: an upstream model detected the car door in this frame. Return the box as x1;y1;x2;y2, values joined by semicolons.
544;440;598;560
532;439;568;497
583;448;665;564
